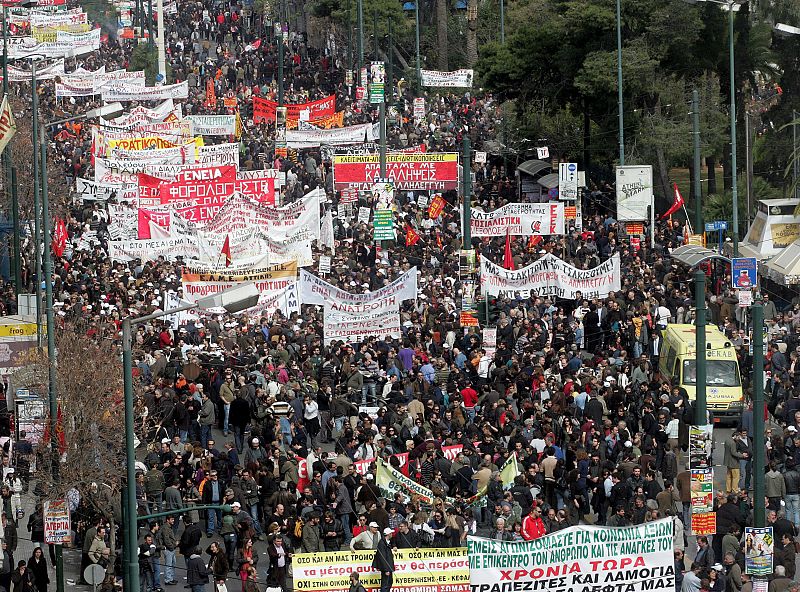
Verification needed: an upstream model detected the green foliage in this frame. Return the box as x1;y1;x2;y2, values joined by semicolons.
129;44;163;85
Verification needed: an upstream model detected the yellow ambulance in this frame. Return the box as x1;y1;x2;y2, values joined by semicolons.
658;324;744;424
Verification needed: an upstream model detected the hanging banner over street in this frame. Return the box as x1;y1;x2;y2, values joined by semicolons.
292;548;468;592
0;59;64;82
333;153;459;191
181;261;297;303
299;267;417;310
420;69;474;88
616;165;653;221
480;254;621;299
155;165;276;207
102;81;189;102
467;520;674;592
286;123;373;148
252;94;335;124
471;202;565;237
108;237;198;262
186;115;237;136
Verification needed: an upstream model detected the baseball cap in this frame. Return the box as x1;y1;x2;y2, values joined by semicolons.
383;528;394;535
369;522;379;528
231;502;241;508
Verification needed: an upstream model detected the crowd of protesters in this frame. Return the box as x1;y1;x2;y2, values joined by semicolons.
0;1;800;592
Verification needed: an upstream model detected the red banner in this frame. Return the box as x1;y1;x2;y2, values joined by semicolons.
205;78;217;109
252;95;336;124
333;153;459;191
157;166;276;209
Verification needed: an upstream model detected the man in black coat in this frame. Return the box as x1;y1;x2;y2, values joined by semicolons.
372;528;395;592
179;516;202;571
394;522;419;549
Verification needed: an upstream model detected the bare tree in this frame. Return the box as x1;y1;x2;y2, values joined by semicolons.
13;327;125;536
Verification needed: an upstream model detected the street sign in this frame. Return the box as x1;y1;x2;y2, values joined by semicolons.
731;257;757;289
704;221;728;232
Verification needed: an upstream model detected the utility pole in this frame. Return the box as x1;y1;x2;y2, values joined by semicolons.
794;110;798;199
379;101;386;177
752;298;765;527
2;5;20;295
692;89;702;234
694;269;707;426
373;10;378;60
277;0;284;107
386;18;393;101
745;110;752;228
147;0;154;47
32;63;42;346
39;119;64;592
616;0;624;165
728;5;739;256
10;168;20;295
156;0;166;82
414;0;421;89
462;135;472;248
357;0;364;86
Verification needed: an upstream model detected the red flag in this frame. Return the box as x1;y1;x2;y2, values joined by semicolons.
221;234;232;267
528;235;543;251
405;225;421;247
43;404;67;454
428;195;446;219
52;218;67;257
662;183;685;219
503;228;515;270
436;230;443;249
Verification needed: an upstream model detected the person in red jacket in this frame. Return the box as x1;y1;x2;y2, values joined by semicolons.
521;505;547;541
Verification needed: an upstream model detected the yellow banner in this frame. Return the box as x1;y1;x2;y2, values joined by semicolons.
32;23;90;42
0;323;39;338
107;136;203;153
181;261;297;283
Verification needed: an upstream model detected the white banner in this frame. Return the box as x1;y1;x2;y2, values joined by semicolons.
55;28;101;47
299;267;417;311
103;100;178;128
102;81;189;102
480;254;621;300
471;202;565;237
468;520;674;592
75;178;128;202
236;282;300;319
186;115;237;136
180;262;297;306
30;11;87;26
420;69;474;88
1;59;64;82
616;165;653;221
7;38;96;58
196;142;240;167
286;123;373;148
108;237;198;262
323;307;401;345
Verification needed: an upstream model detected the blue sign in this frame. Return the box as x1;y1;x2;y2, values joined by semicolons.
704;221;728;232
548;187;559;199
731;257;757;290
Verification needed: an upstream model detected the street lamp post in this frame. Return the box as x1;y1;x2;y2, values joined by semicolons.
616;0;624;165
1;4;21;294
122;283;260;591
414;0;421;89
685;0;741;254
499;0;505;44
728;2;739;256
38;101;122;592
